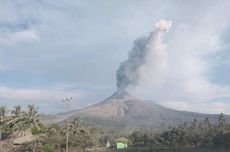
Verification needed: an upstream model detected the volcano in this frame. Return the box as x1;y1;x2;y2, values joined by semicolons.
41;20;230;131
43;91;230;130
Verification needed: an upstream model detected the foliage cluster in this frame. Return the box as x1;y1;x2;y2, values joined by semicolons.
0;105;95;152
129;113;230;148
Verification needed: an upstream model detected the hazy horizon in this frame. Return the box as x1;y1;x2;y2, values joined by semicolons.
0;0;230;114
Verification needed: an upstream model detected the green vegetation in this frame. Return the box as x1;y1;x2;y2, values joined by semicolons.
128;114;230;149
0;105;96;152
114;146;229;152
1;105;230;152
42;143;55;152
0;105;43;138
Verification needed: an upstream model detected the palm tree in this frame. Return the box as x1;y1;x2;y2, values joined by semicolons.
218;113;225;130
0;106;7;122
68;117;87;136
67;117;93;150
12;105;41;135
11;105;22;117
22;105;41;131
8;105;24;135
0;106;7;140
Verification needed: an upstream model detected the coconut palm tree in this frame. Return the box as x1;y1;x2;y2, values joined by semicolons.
11;105;22;117
22;105;41;131
218;113;225;130
0;106;7;140
0;106;7;122
68;117;87;136
10;105;41;135
7;105;24;135
66;117;93;150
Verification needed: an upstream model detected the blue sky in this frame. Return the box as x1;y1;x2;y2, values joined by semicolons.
0;0;230;114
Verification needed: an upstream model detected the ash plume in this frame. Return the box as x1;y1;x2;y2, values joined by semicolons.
116;20;172;91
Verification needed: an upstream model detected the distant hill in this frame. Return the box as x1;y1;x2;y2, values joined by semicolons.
43;91;230;131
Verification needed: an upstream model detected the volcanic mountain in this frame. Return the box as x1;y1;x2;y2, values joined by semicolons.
43;91;230;130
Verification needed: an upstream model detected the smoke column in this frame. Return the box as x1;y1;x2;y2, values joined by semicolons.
116;20;172;91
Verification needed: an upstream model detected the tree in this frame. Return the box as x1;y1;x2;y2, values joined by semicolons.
0;106;7;122
42;117;94;152
42;143;55;152
8;105;24;134
218;113;225;130
22;105;40;131
10;105;42;135
191;118;198;129
68;117;93;150
68;117;88;136
11;105;22;117
0;106;7;140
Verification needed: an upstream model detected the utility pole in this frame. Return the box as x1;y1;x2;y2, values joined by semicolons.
62;97;72;152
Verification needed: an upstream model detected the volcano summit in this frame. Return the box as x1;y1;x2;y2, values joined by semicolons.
44;90;230;131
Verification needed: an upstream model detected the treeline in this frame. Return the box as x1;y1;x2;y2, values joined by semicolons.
0;105;96;152
1;105;230;151
40;117;95;152
129;113;230;148
0;105;43;139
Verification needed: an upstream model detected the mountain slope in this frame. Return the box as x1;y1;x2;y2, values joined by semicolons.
43;91;230;129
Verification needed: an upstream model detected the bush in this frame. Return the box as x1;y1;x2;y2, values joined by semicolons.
31;123;45;135
42;143;55;152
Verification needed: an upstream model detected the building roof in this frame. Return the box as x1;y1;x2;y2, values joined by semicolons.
116;137;128;142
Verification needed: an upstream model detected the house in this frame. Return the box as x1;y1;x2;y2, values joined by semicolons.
116;137;128;149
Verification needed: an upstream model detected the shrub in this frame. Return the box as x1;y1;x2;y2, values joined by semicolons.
31;123;45;135
42;143;55;152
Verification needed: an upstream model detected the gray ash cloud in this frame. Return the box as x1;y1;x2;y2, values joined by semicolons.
116;20;172;91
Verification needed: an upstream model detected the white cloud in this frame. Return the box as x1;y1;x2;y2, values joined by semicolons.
0;0;230;114
163;101;230;114
130;1;230;114
0;85;84;114
0;29;40;45
11;29;40;43
0;86;81;101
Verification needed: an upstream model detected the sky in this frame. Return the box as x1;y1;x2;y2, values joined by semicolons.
0;0;230;114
